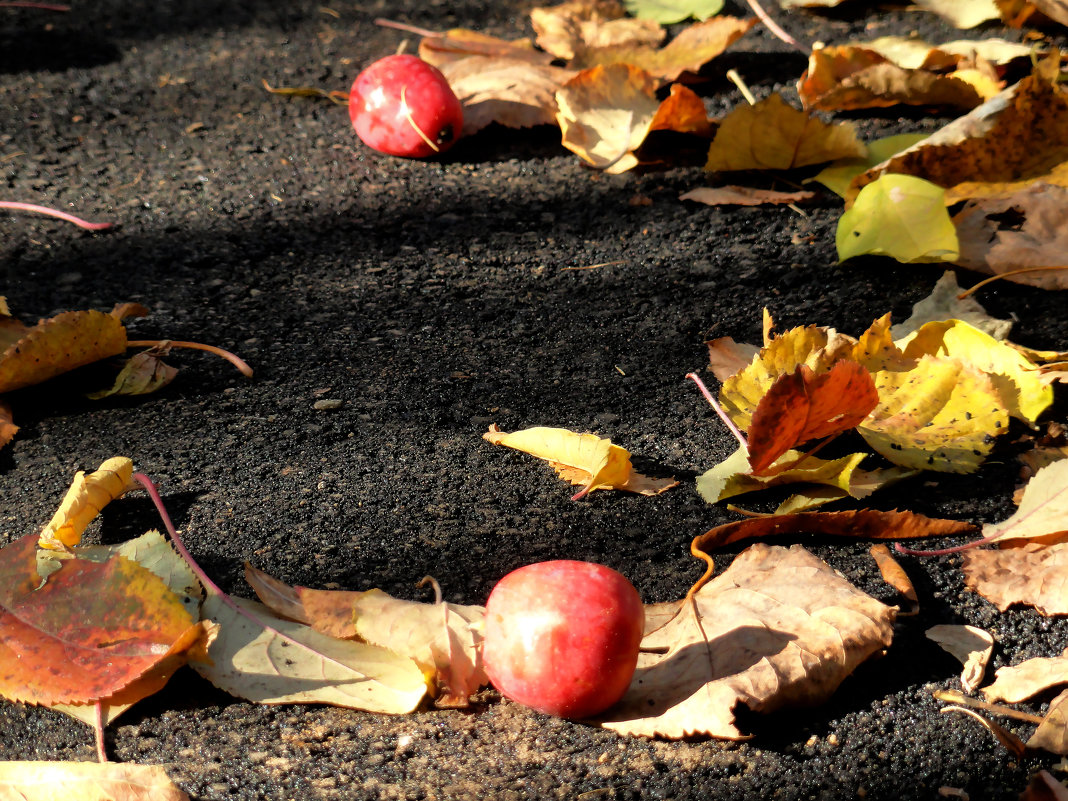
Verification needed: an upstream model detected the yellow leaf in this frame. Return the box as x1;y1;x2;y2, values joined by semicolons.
899;319;1053;424
837;174;959;263
483;424;677;498
705;92;865;172
979;460;1068;546
38;457;135;551
0;761;190;801
858;355;1008;472
914;0;1000;28
697;447;869;504
810;132;928;198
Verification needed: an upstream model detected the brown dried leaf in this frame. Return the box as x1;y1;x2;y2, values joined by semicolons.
86;344;179;400
706;92;865;172
417;29;552;69
0;761;190;801
531;0;662;61
705;337;759;381
0;399;16;450
600;544;895;738
572;16;757;82
680;186;815;206
1020;769;1068;801
438;57;578;135
926;624;994;693
997;0;1068;27
962;541;1068;614
870;543;919;612
1032;690;1068;754
983;645;1068;703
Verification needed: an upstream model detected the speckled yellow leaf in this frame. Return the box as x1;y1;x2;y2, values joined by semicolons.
38;457;135;551
899;319;1053;424
483;424;676;498
706;92;865;172
859;355;1007;472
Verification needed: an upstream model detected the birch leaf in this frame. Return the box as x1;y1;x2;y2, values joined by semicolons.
190;594;429;714
483;424;677;498
600;544;895;738
0;761;190;801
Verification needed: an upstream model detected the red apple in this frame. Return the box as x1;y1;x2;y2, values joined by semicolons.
482;560;644;719
348;54;463;159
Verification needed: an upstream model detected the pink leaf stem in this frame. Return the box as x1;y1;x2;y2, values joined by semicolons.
0;201;112;230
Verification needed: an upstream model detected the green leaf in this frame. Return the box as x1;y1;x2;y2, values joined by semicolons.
836;174;959;264
624;0;724;24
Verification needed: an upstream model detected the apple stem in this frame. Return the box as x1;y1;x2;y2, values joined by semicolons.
94;702;108;762
685;372;748;452
374;17;442;38
0;200;112;230
894;530;1002;557
417;575;443;605
127;339;253;377
400;86;440;153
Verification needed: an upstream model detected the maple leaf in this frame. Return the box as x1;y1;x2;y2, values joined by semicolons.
837;174;960;264
439;58;577;135
600;544;896;738
745;360;878;475
482;424;677;499
0;533;205;707
245;564;487;707
530;0;663;61
926;624;994;693
705;92;865;172
852;51;1068;204
0;761;190;801
680;186;815;206
571;16;757;82
954;183;1068;288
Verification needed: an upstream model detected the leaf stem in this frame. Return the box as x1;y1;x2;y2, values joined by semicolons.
894;529;1002;556
741;0;808;54
956;266;1068;298
94;702;108;762
127;340;253;377
374;17;442;38
0;200;112;230
0;2;70;8
685;372;748;452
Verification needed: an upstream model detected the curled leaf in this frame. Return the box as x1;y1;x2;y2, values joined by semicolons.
38;456;135;551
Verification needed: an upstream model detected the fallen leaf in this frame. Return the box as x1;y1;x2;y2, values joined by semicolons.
953;183;1068;288
705;336;759;381
706;92;865;172
983;645;1068;703
858;355;1007;473
37;457;135;551
745;360;878;474
555;63;661;173
482;424;677;498
997;0;1068;27
648;83;714;137
624;0;723;24
696;446;870;505
245;564;487;707
439;57;578;135
680;186;815;206
417;28;553;68
914;0;1000;27
529;0;640;61
572;16;757;82
888;270;1013;341
600;544;895;738
190;594;430;713
809;133;929;198
837;174;960;264
0;761;190;801
853;51;1068;204
86;344;179;400
0;399;16;450
962;541;1068;614
926;624;994;693
1020;770;1068;800
0;532;204;707
870;543;919;612
1032;690;1068;755
858;36;1034;70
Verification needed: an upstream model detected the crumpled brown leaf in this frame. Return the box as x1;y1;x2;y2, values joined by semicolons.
680;186;815;206
983;646;1068;755
926;624;994;693
962;541;1068;615
530;0;663;61
600;544;895;738
86;343;179;400
417;28;553;68
0;399;15;450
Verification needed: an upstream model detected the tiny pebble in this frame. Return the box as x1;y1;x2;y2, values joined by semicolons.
313;399;343;411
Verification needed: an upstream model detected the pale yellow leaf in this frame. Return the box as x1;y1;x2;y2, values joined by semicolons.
0;761;189;801
914;0;1000;27
977;460;1068;546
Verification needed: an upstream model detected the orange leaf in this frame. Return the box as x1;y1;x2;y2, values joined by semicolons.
0;399;16;450
0;533;204;707
747;360;878;474
680;186;814;206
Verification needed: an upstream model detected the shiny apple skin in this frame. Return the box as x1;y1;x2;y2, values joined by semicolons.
482;560;644;719
348;55;463;159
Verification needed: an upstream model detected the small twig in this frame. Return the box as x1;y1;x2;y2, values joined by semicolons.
127;339;254;377
685;372;748;452
956;266;1068;298
374;17;441;38
0;200;112;231
934;690;1045;725
725;69;757;105
741;0;809;53
894;529;1001;557
560;260;626;271
0;1;70;8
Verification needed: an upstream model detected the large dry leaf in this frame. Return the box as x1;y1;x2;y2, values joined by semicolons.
799;44;998;112
962;541;1068;614
852;51;1068;203
983;646;1068;703
531;0;663;61
981;460;1068;546
600;544;895;738
0;309;128;394
706;92;865;172
858;355;1008;473
925;624;994;693
482;424;677;498
0;533;204;707
899;319;1053;424
0;761;190;801
439;58;578;135
556;63;661;173
746;361;878;474
245;563;487;707
954;183;1068;287
889;270;1013;341
417;29;552;69
680;186;814;206
37;457;135;551
572;16;756;82
190;594;429;714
